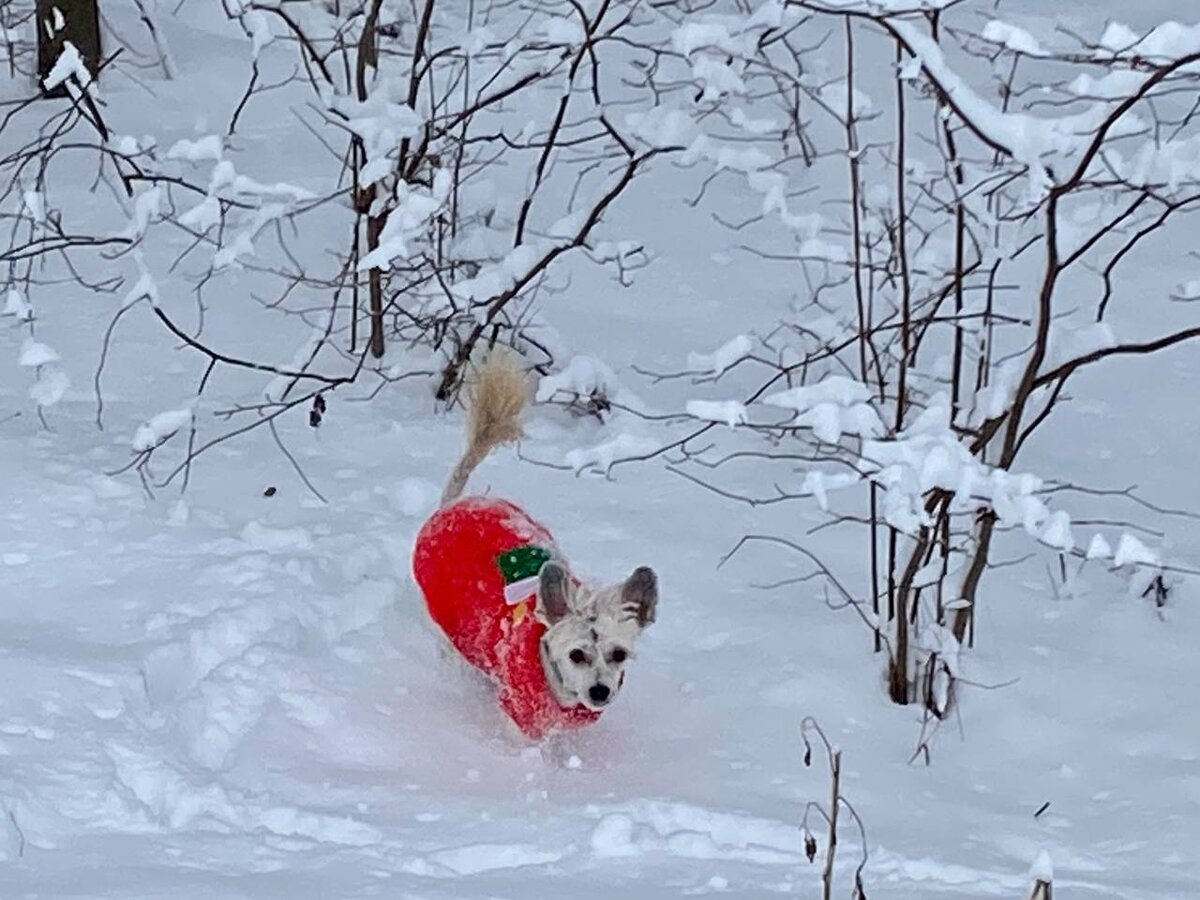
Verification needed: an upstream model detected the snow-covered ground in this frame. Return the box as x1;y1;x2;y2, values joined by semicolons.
3;2;1200;898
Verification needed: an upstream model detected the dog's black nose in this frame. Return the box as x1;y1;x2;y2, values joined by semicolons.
588;684;611;704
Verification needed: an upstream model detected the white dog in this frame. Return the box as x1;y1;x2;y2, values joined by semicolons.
412;353;658;738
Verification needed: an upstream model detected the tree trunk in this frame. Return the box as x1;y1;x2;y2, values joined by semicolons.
357;0;385;360
366;211;385;359
36;0;102;97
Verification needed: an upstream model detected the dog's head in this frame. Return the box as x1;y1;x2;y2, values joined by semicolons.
535;560;657;711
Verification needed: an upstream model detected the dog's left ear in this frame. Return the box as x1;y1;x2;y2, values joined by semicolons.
622;566;658;628
537;560;572;624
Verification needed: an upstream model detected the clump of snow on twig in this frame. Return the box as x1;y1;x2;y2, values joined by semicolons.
1086;534;1113;560
536;355;647;415
537;356;618;404
685;400;747;427
19;339;59;368
981;20;1046;56
14;332;73;412
687;335;752;376
30;371;70;408
3;289;33;321
763;375;883;444
132;407;195;452
167;136;224;163
43;42;91;92
565;434;661;475
1113;534;1159;568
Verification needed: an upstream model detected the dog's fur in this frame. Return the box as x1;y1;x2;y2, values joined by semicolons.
438;352;658;713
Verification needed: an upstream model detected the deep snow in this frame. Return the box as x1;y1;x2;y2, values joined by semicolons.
2;1;1200;898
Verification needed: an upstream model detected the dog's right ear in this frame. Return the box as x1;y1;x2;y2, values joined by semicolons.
622;566;658;628
537;561;571;624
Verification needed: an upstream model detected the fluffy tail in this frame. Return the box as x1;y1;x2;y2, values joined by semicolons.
440;352;528;506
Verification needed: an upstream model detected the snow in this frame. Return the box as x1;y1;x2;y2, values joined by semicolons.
123;186;164;240
212;229;256;269
819;83;876;119
536;355;620;404
131;407;195;452
674;23;744;58
18;339;59;368
537;16;585;46
1098;20;1200;60
358;180;446;271
1086;534;1113;560
683;136;772;174
763;376;882;443
970;360;1022;422
242;10;274;58
22;189;44;224
178;194;222;230
685;400;748;427
43;41;91;92
167;135;224;162
3;289;33;321
588;241;642;265
690;57;748;101
564;433;662;474
887;18;1147;194
338;99;424;189
626;106;696;149
1113;533;1160;568
981;21;1047;56
1038;510;1075;552
2;3;1200;900
239;520;315;554
1030;848;1054;882
763;375;872;411
1047;322;1117;368
686;335;753;377
206;160;313;203
28;368;70;407
853;404;1094;547
393;477;440;518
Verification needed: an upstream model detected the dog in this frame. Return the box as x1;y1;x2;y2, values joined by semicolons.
412;353;658;739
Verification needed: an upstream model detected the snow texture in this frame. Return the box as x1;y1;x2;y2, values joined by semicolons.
685;400;748;427
3;289;33;321
18;339;59;368
1;4;1198;900
686;335;753;376
132;407;195;452
43;42;91;91
537;355;619;403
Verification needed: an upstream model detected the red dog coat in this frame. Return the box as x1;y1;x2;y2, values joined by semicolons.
412;496;602;739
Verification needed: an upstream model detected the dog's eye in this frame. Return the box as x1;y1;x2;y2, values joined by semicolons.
610;648;628;664
569;649;588;666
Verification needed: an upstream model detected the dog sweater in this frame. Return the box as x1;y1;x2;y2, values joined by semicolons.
412;496;602;739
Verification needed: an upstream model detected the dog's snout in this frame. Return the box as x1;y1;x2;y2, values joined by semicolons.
588;684;611;705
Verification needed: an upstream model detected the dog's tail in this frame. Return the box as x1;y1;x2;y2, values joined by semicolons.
440;351;528;507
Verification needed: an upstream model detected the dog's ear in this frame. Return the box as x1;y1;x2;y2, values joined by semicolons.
622;566;658;628
537;560;571;624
